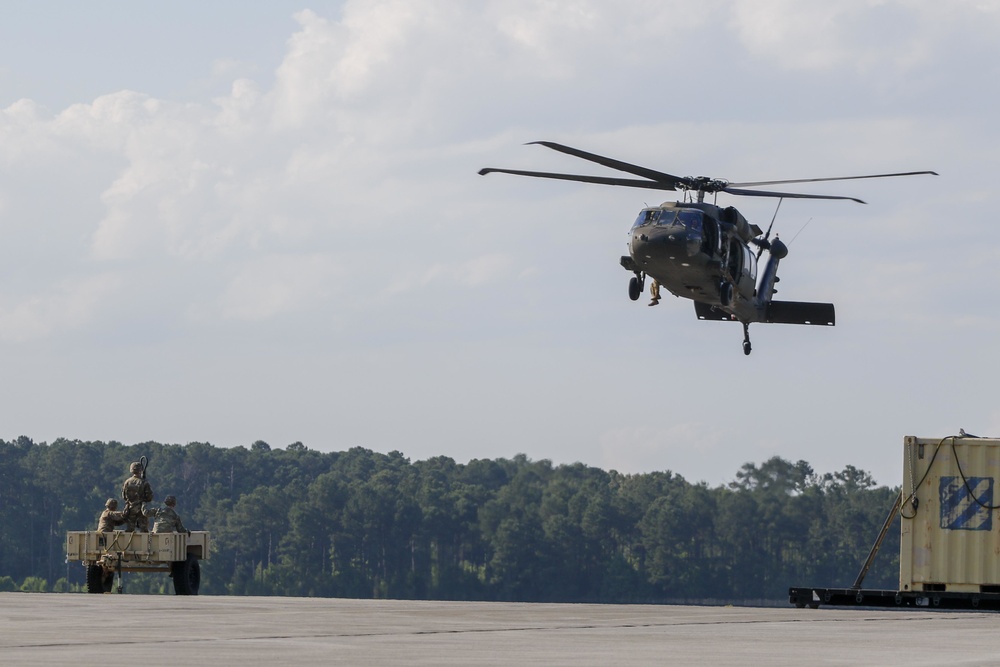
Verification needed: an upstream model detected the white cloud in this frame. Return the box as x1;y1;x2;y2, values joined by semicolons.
0;273;121;342
218;254;342;322
728;0;1000;75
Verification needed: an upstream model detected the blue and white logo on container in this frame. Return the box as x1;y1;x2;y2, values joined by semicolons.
939;476;993;531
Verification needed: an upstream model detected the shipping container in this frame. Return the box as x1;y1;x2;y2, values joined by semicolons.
899;435;1000;593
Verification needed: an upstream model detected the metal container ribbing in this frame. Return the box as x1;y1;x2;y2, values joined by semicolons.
900;436;1000;593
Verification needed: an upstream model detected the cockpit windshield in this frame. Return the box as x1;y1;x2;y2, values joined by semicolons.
632;208;703;231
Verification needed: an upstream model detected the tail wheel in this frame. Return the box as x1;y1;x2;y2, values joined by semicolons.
171;553;201;595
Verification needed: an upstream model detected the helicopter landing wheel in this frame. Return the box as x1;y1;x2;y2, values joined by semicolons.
742;322;752;356
743;341;752;355
628;275;641;301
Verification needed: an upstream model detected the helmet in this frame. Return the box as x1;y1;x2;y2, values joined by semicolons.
130;462;142;474
105;498;118;510
164;495;177;506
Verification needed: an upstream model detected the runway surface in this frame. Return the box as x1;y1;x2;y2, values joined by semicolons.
3;593;998;666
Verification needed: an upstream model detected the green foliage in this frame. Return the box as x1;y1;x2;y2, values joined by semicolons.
0;439;901;601
20;576;48;592
51;578;74;593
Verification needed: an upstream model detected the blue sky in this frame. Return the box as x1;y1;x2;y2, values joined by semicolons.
0;1;997;486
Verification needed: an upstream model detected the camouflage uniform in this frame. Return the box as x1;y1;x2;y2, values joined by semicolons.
649;279;661;306
151;506;188;534
97;499;126;532
147;495;188;533
121;463;154;532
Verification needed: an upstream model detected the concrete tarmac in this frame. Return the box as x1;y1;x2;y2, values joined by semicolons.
2;592;998;666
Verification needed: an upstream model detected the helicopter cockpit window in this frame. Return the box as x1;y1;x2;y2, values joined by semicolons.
677;210;703;231
656;210;678;226
633;208;702;230
633;210;660;228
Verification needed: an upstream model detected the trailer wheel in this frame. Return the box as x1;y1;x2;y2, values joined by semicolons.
172;553;201;595
85;564;109;594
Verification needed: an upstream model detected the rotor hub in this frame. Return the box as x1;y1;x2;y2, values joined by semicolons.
683;177;729;193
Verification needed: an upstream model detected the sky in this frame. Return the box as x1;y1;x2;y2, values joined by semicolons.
0;0;998;488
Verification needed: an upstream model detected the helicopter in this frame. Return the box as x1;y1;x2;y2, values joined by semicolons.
479;141;937;355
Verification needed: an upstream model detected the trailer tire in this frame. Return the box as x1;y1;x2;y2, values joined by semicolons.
172;553;201;595
86;563;108;594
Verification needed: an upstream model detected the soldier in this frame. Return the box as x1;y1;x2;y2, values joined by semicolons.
648;278;661;306
121;461;154;532
97;498;126;532
149;495;189;534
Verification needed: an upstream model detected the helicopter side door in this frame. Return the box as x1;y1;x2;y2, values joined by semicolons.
701;217;720;258
726;239;757;300
736;243;757;299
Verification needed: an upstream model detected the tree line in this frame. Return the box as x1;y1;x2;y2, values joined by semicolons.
0;437;901;600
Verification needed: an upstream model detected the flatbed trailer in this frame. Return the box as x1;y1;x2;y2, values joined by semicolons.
788;586;1000;611
66;530;210;595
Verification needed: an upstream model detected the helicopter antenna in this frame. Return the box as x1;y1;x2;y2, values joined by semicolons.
752;197;784;259
767;198;783;234
788;218;814;245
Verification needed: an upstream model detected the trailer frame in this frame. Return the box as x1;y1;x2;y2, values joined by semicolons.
66;530;210;595
788;586;1000;611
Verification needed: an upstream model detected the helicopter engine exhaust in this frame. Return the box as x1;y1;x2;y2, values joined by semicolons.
768;237;788;260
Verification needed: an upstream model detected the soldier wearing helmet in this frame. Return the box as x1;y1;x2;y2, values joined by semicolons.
121;461;154;532
149;495;189;534
97;498;126;533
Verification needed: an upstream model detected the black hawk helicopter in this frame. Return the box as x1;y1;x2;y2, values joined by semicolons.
479;141;936;354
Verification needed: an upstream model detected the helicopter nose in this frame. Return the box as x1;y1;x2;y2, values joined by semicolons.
631;230;698;258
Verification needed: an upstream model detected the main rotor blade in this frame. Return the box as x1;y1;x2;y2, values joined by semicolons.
478;168;677;191
723;186;867;204
728;170;938;188
527;141;686;189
